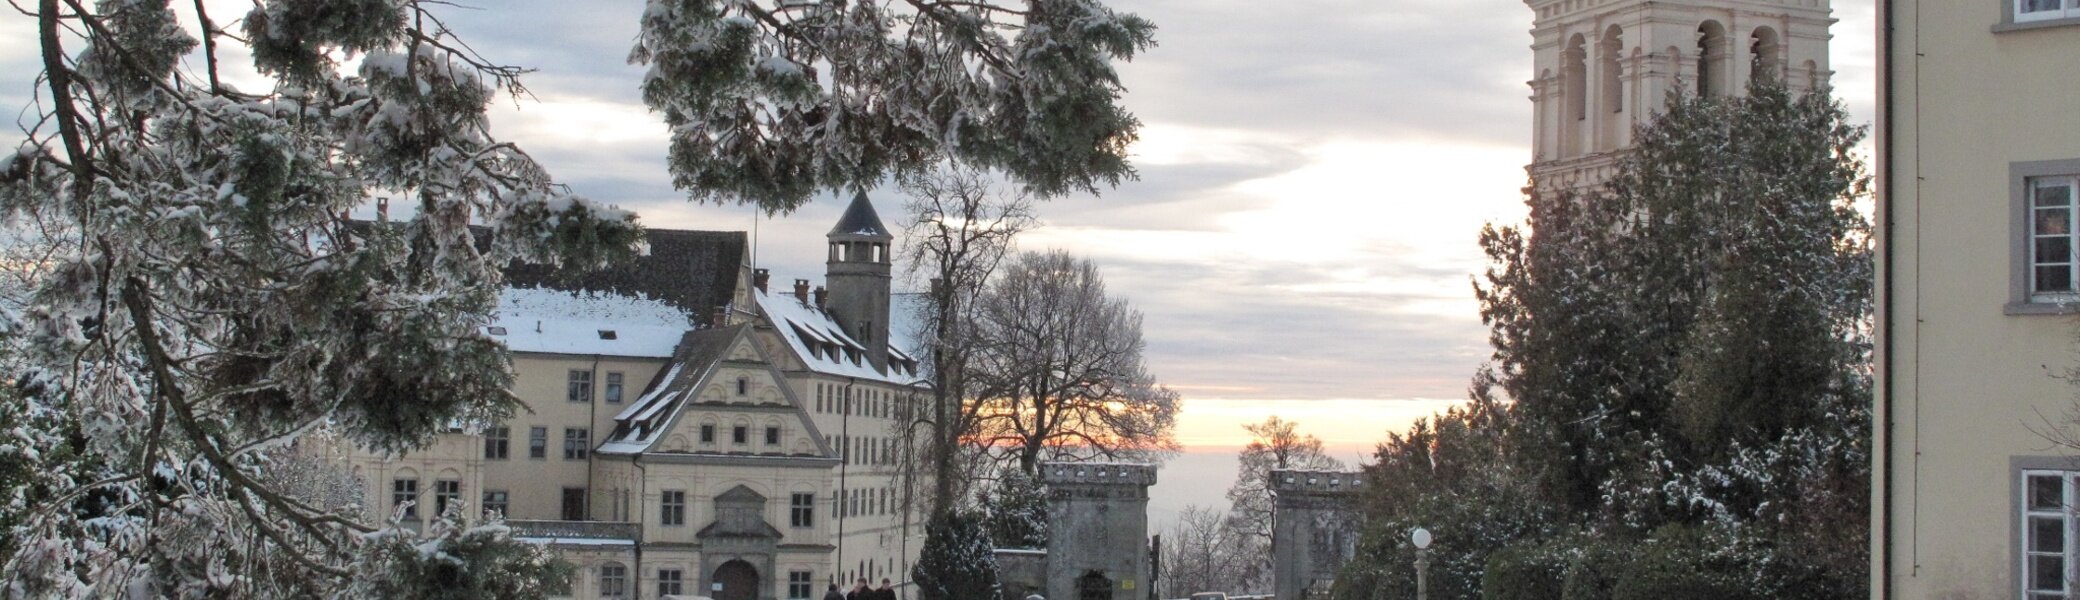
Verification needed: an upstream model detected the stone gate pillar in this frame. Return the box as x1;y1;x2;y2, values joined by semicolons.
1040;462;1157;600
1271;470;1364;600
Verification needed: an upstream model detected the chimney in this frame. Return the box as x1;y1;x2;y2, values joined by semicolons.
754;268;771;293
812;286;827;309
793;279;811;303
712;306;731;328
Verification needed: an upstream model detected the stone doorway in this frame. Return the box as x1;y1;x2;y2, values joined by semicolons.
1076;570;1112;600
712;559;759;600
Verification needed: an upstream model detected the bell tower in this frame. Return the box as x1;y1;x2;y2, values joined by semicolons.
1526;0;1834;191
825;191;893;371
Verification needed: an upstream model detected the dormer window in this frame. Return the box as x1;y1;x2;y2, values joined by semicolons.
487;326;508;336
597;330;617;340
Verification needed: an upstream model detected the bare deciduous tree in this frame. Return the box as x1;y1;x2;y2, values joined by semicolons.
1225;416;1343;593
899;166;1035;520
968;250;1179;476
1159;505;1257;598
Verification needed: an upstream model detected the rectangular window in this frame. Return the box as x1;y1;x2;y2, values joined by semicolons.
2025;469;2076;599
661;490;686;526
484;426;509;460
2019;0;2080;22
766;426;781;446
604;372;624;403
658;569;684;597
788;570;814;599
562;487;587;521
392;478;419;519
567;369;593;403
599;563;626;597
482;490;509;517
700;423;716;444
791;492;815;528
2034;176;2079;299
564;427;590;460
528;426;547;459
434;479;461;517
732;425;749;445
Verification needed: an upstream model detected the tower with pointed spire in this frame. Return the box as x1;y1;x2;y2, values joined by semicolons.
825;191;894;371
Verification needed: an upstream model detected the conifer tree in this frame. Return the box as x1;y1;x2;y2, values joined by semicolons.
911;512;1003;600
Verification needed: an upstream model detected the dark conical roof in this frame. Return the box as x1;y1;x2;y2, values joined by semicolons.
827;191;892;239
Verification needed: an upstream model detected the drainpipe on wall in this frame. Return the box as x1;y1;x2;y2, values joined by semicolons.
634;458;648;600
837;378;857;584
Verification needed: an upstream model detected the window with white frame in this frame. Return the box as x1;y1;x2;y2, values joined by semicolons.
482;490;508;517
2025;470;2078;599
599;562;627;597
392;478;419;519
567;369;592;403
2019;0;2080;22
604;372;624;404
564;427;590;460
661;490;686;526
791;492;815;527
2033;176;2079;300
788;570;814;599
434;480;461;517
658;569;684;597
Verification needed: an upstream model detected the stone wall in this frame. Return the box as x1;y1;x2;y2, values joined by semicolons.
1270;470;1363;600
1040;462;1156;600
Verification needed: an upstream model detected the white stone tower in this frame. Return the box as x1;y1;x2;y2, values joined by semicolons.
1526;0;1834;191
824;190;894;371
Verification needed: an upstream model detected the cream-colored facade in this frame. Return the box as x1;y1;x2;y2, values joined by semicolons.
1526;0;1832;190
344;199;928;600
1877;1;2080;598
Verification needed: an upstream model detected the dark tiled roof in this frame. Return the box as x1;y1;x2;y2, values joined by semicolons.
504;229;746;314
827;191;892;239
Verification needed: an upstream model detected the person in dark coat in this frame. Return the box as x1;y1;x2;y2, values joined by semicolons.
822;583;845;600
875;578;896;600
845;577;870;600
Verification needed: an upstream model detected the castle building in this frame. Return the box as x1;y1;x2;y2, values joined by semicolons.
343;193;927;600
1875;1;2080;598
1525;0;1832;191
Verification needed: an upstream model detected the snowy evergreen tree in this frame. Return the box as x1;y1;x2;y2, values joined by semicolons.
911;511;1002;600
632;0;1157;209
980;468;1049;550
2;0;648;595
1338;77;1871;599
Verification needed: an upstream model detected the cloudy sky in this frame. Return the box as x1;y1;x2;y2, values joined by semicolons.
0;0;1877;457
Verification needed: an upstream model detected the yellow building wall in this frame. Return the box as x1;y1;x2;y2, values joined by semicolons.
1881;1;2080;598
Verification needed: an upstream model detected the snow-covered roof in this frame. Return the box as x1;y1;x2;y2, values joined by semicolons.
753;288;924;386
501;228;746;315
598;328;745;452
487;287;692;358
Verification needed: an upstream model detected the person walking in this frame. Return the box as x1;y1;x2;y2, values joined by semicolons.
874;578;896;600
822;583;845;600
846;577;871;600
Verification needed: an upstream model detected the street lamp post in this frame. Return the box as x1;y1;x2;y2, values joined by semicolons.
1411;527;1432;600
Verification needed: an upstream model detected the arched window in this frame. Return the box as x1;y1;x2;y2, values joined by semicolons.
1749;27;1781;83
1564;34;1588;122
1697;21;1728;97
1600;26;1624;114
